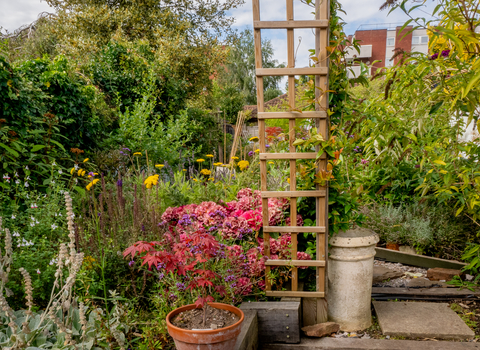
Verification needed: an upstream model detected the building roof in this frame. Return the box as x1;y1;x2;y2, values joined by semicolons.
243;93;288;120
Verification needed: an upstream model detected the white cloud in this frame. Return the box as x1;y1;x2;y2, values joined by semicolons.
0;0;53;33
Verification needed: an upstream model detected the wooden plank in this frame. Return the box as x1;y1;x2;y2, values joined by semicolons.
253;20;329;29
372;287;480;297
234;310;258;350
240;302;301;344
375;248;467;270
260;152;319;160
261;190;326;198
258;111;327;119
266;291;325;298
287;0;298;294
256;67;328;77
263;226;326;233
265;259;326;267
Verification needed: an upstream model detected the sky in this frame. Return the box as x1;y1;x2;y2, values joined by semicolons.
0;0;436;88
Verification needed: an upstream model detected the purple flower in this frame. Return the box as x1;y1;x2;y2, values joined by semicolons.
119;151;126;156
88;172;95;177
128;260;135;267
123;147;131;152
266;144;271;148
159;273;165;280
429;53;439;60
361;159;369;165
441;50;450;58
415;164;420;168
176;282;186;291
248;151;254;157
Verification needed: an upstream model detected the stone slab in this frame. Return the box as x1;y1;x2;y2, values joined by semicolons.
373;301;475;340
373;266;404;283
406;278;451;288
261;337;480;350
235;309;258;350
427;267;463;282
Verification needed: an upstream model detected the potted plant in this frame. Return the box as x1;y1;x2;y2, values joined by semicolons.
123;231;245;349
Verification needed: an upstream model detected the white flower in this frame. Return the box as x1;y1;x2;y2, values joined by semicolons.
3;174;10;180
25;166;29;170
26;193;29;198
11;214;15;219
36;269;40;274
52;161;56;166
24;182;29;187
51;224;58;230
49;258;58;265
51;180;55;184
15;180;19;185
75;178;78;184
30;222;35;227
26;176;30;181
14;172;18;177
74;164;79;170
58;169;62;174
12;231;20;237
30;203;38;209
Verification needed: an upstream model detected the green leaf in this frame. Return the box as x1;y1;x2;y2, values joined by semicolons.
406;133;417;143
0;143;19;157
429;101;443;115
74;186;86;196
31;145;46;152
292;139;305;146
49;139;66;151
433;159;446;166
456;205;464;216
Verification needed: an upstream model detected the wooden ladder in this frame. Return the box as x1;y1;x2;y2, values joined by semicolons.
252;0;330;321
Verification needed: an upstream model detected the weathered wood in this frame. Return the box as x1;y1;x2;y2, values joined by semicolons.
257;111;327;119
263;226;326;233
261;190;326;198
240;302;301;344
266;291;325;298
265;259;326;267
260;152;326;160
372;287;480;297
234;310;258;350
253;20;329;29
256;67;328;77
375;247;467;270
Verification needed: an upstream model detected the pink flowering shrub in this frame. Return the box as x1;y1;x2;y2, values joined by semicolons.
150;188;313;296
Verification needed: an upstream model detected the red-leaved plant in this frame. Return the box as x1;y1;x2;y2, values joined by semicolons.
123;231;227;327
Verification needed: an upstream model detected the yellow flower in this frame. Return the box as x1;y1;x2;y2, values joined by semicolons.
254;149;260;153
208;178;214;181
249;136;259;142
196;159;205;163
86;178;100;191
182;169;187;172
200;169;212;176
238;160;250;171
7;80;13;87
268;162;274;165
144;174;160;189
206;154;214;158
213;162;222;166
83;158;89;163
231;156;239;160
83;256;96;270
193;178;198;182
133;152;142;156
45;82;51;88
77;169;83;176
70;167;75;175
287;178;290;184
155;164;165;168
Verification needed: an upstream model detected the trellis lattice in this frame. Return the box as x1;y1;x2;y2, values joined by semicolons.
252;0;330;311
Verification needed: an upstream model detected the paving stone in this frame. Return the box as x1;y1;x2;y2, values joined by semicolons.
302;322;339;337
373;301;475;340
373;266;404;283
427;268;463;281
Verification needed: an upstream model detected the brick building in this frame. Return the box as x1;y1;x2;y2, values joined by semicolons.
345;23;429;77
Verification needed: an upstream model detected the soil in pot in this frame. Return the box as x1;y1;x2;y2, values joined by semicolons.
171;304;240;330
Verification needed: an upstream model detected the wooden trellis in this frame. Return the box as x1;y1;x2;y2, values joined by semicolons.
253;0;330;318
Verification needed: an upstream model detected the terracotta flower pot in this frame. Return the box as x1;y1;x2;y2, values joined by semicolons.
386;242;400;251
166;302;244;350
